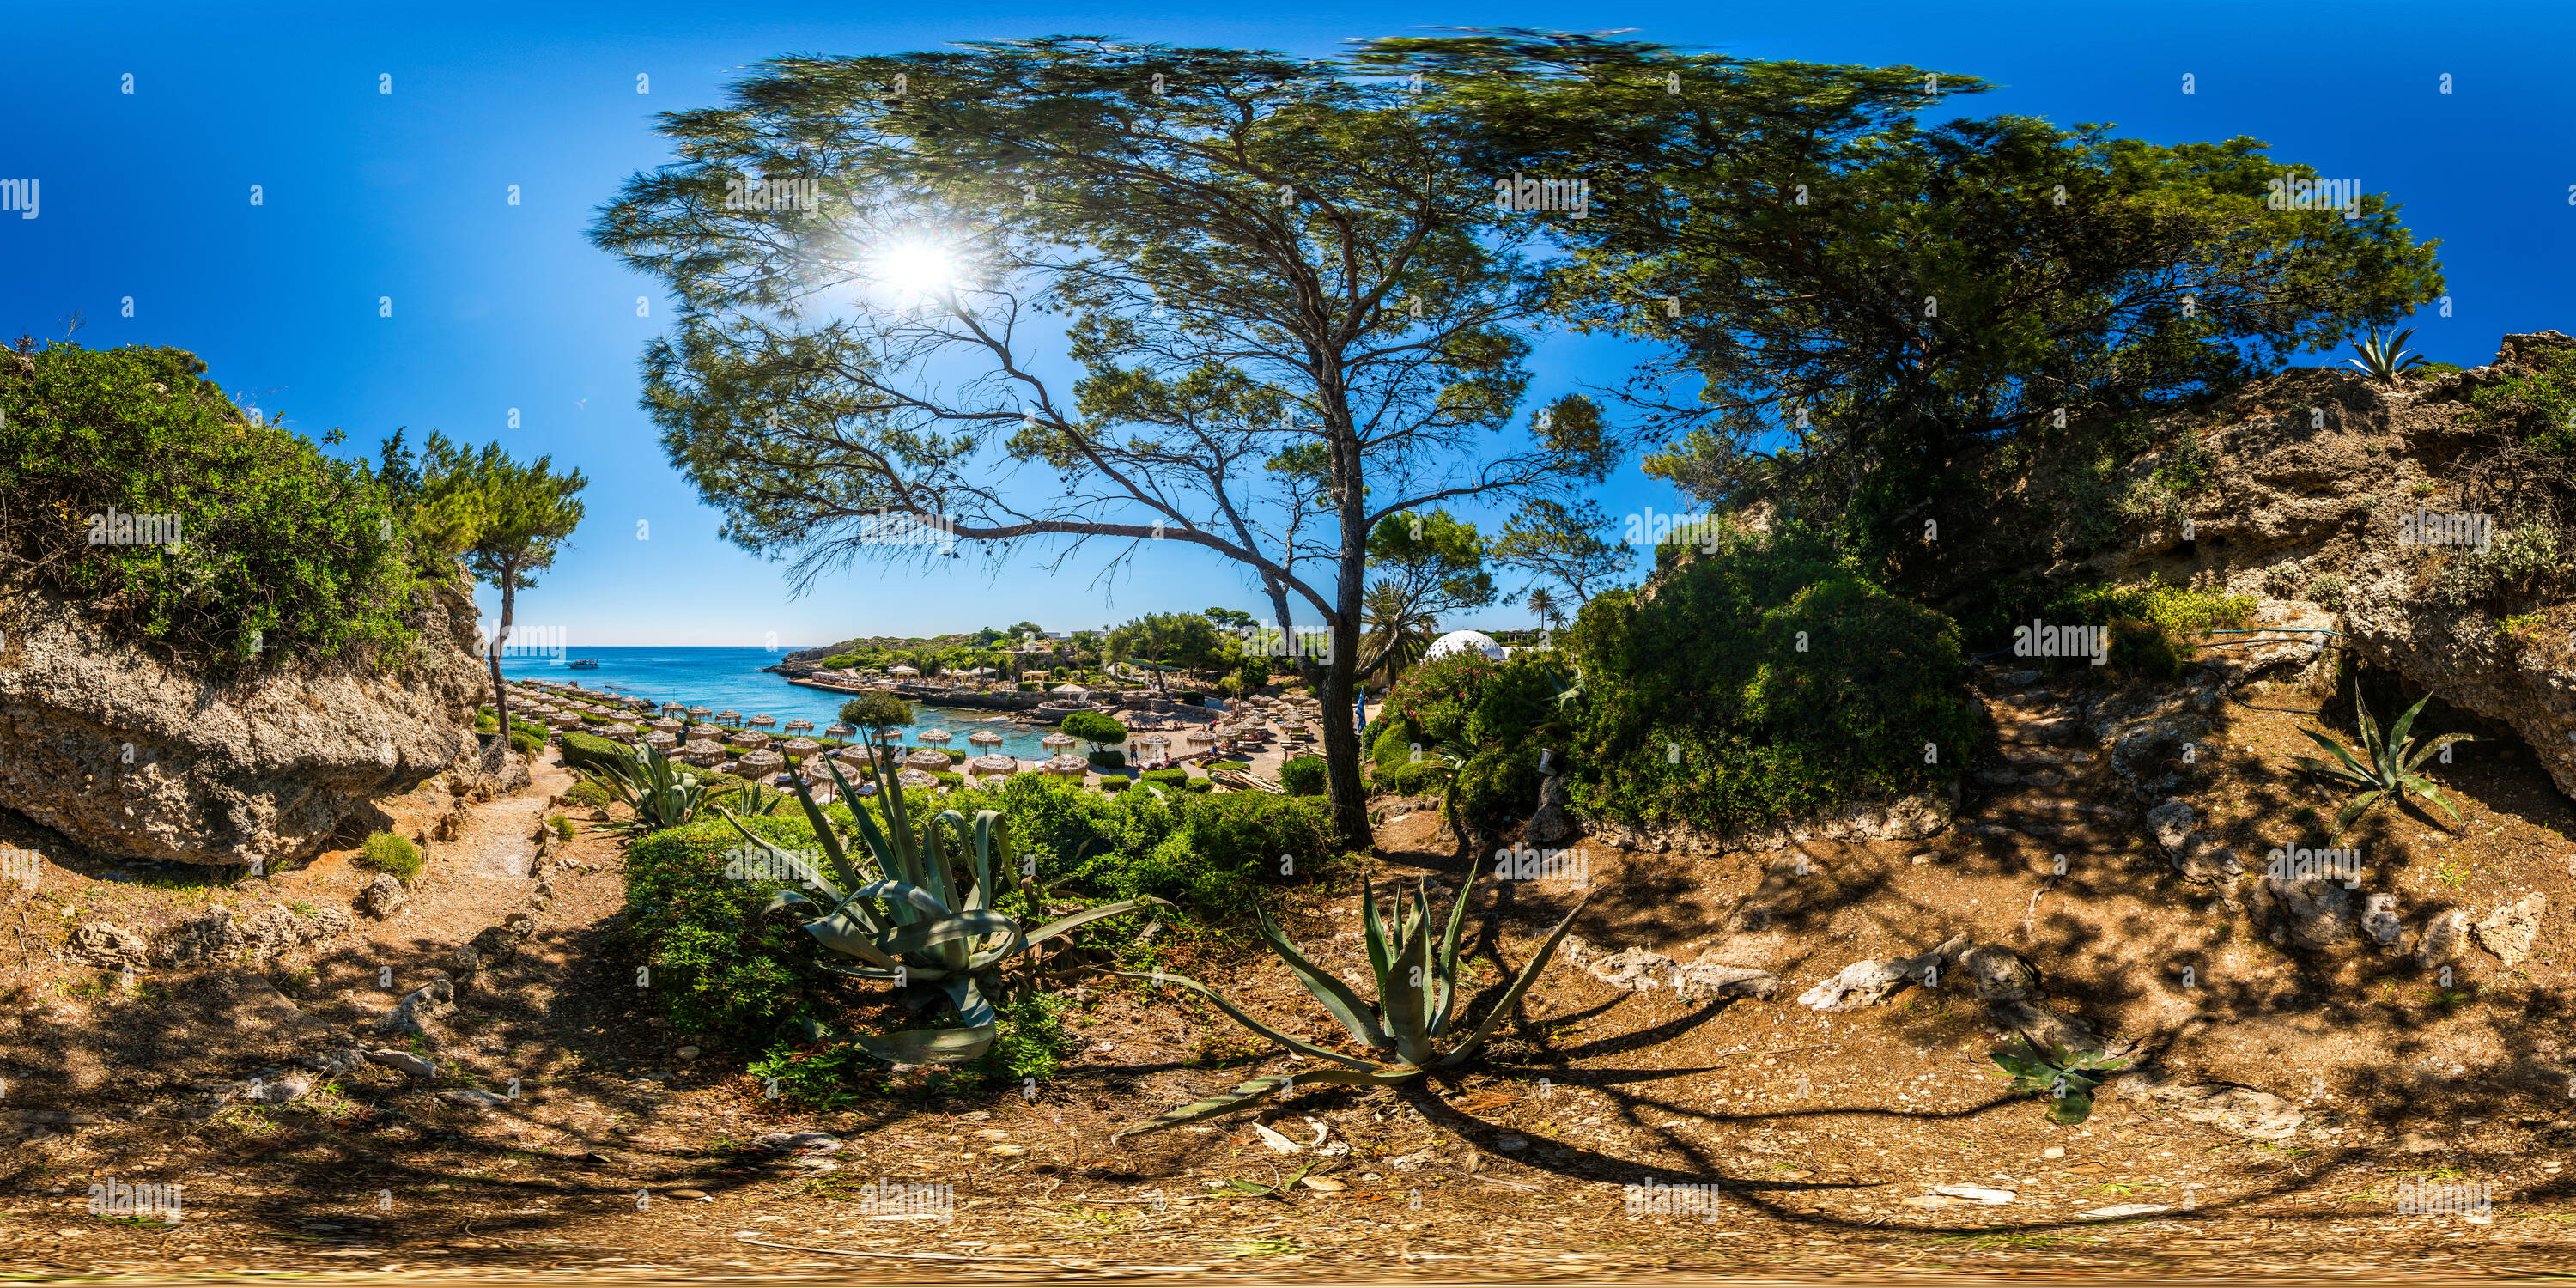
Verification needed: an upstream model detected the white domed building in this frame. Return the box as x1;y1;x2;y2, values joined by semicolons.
1420;629;1509;663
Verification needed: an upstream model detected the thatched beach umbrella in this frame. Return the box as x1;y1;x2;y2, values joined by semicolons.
679;738;726;767
1049;683;1091;696
688;705;712;719
897;767;939;789
1042;732;1078;750
966;753;1018;777
968;730;1005;747
599;722;638;742
749;714;778;729
687;723;726;742
780;737;823;756
1186;729;1218;748
661;702;685;717
738;729;771;750
736;748;786;778
784;718;815;733
904;749;951;770
915;728;951;744
715;708;741;726
643;730;678;750
1039;755;1089;776
825;722;855;738
647;717;684;734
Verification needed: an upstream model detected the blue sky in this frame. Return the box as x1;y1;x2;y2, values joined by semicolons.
4;0;2570;646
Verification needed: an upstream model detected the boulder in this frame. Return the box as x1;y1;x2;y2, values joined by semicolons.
2250;877;2359;950
1560;936;1784;1002
1523;773;1579;847
155;902;346;968
2472;894;2548;966
2417;908;2469;968
450;914;536;987
368;977;456;1043
2361;893;2406;948
0;580;491;867
2152;1083;2304;1142
365;1048;438;1079
355;873;408;920
2145;799;2196;853
70;922;147;969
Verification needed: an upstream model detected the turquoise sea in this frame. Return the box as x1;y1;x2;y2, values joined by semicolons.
498;645;1066;760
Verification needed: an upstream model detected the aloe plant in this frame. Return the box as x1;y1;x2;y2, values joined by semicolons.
717;743;1163;1065
1111;860;1591;1134
2347;326;2428;384
2293;686;2470;835
578;741;711;833
1990;1038;2128;1125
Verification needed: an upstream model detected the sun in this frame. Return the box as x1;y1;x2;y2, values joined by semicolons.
867;238;963;299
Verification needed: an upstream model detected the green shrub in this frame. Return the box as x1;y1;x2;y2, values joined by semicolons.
1120;791;1331;915
558;730;627;776
474;710;497;733
0;341;424;671
1564;526;1974;834
1139;769;1190;789
1102;778;1132;793
933;771;965;788
2308;573;2348;611
2435;516;2567;609
1060;710;1128;751
1205;760;1249;774
1017;681;1040;692
565;779;612;808
1184;777;1214;793
2040;579;2256;676
623;812;827;1037
357;830;422;880
1279;755;1327;795
1087;749;1127;769
508;729;544;758
941;747;968;763
1373;757;1443;797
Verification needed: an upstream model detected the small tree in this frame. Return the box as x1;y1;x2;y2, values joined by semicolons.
1060;710;1128;755
418;438;586;742
838;691;914;744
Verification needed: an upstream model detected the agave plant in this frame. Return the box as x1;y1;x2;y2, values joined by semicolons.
717;743;1163;1064
1989;1038;2127;1125
2293;685;2470;835
1110;860;1591;1134
2348;326;2428;384
578;741;711;833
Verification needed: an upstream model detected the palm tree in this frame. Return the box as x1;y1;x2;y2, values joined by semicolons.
1525;586;1559;634
1358;579;1442;685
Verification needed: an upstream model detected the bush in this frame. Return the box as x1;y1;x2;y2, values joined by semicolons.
559;729;626;775
1184;777;1214;793
1102;778;1132;793
1279;755;1327;795
1139;769;1190;788
941;747;969;763
357;830;422;880
1017;681;1041;692
1060;710;1128;751
509;729;544;758
564;779;612;808
1205;760;1249;774
933;771;965;788
2308;573;2348;611
1373;757;1443;797
1087;749;1127;769
2042;579;2256;676
549;814;575;840
1564;526;1975;834
0;341;424;671
623;812;827;1037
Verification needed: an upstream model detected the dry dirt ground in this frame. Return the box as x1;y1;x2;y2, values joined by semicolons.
0;694;2571;1285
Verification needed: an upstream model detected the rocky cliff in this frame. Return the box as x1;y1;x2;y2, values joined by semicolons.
0;575;496;868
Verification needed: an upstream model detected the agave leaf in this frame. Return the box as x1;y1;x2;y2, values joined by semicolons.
963;811;1002;915
785;765;866;895
1429;859;1482;1038
2354;690;2385;767
2406;733;2470;773
802;908;908;970
1118;1065;1419;1137
1359;878;1394;1011
1025;897;1170;946
2387;694;2432;766
811;957;908;981
2298;727;2374;782
916;811;961;932
756;888;817;921
878;910;1018;959
851;1024;996;1066
1101;969;1382;1072
2046;1088;2098;1126
2402;775;2463;823
852;878;951;918
1438;889;1595;1066
1382;901;1435;1068
2289;755;2372;789
1255;905;1392;1052
2333;788;2385;835
939;974;996;1028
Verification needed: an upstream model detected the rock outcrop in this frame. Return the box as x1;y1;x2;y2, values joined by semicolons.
0;578;494;867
